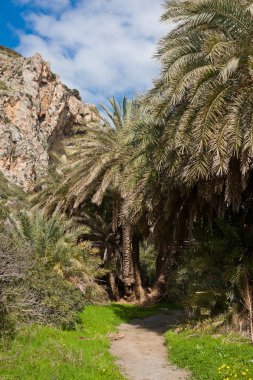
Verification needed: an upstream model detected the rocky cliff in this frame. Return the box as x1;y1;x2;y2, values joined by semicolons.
0;46;99;190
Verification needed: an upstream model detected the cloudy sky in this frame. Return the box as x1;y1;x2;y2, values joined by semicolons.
0;1;172;104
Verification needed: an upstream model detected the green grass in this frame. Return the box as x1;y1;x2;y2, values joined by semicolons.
166;329;253;380
0;303;172;380
3;301;252;380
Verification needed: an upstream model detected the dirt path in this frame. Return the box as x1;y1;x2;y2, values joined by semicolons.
110;310;189;380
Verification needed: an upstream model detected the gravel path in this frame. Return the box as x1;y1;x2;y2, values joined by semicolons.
110;310;189;380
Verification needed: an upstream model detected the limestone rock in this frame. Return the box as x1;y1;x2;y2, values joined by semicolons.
0;47;99;190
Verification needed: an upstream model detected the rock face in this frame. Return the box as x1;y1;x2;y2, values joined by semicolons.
0;47;99;190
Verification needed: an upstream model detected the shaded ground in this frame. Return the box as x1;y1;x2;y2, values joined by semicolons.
110;310;189;380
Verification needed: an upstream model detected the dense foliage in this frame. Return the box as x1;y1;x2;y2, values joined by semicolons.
0;230;85;338
174;216;253;322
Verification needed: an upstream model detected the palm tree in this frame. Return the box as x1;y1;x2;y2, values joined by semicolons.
11;212;104;290
74;209;122;300
45;97;147;300
119;114;194;300
145;0;253;210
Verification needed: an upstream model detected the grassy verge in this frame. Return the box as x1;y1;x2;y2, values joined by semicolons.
166;328;253;380
0;303;172;380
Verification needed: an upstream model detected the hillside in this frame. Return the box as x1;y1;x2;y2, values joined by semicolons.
0;47;99;190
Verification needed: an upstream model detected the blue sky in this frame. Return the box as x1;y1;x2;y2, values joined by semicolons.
0;1;171;105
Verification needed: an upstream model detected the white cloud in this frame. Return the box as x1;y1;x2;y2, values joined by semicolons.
17;0;173;104
14;0;70;12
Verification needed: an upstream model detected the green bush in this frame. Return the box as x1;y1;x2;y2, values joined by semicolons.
22;267;85;328
0;230;85;340
173;216;253;330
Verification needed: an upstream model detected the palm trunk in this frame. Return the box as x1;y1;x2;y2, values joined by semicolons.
132;235;148;303
122;222;135;299
108;271;120;301
148;249;169;301
150;204;188;301
148;226;174;301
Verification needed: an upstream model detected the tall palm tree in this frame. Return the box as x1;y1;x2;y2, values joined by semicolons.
119;113;194;299
145;0;253;210
46;98;146;300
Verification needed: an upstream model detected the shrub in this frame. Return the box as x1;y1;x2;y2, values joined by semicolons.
0;230;85;340
19;267;85;328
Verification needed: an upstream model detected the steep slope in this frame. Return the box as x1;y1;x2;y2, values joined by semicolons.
0;47;99;190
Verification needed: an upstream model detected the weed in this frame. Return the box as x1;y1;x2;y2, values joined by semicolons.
3;116;11;124
0;81;9;91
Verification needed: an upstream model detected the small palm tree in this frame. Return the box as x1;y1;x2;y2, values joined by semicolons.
11;212;104;288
